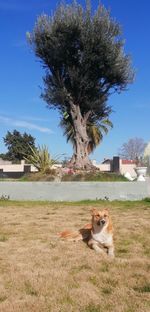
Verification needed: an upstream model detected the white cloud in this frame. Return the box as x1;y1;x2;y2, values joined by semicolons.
0;115;53;134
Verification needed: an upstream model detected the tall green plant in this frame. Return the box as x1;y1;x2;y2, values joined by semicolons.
25;145;57;173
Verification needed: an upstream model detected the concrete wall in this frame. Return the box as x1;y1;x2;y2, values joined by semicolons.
119;163;137;178
0;181;149;201
93;164;111;171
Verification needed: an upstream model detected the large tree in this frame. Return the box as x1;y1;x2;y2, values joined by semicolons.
1;130;36;162
28;0;134;169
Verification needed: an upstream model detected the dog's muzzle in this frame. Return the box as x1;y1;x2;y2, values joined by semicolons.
97;219;106;226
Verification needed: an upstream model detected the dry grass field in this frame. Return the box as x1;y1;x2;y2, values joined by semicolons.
0;200;150;312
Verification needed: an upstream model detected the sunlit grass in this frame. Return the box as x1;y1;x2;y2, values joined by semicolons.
0;200;149;311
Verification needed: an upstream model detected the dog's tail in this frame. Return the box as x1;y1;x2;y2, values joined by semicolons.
58;230;82;241
58;223;92;241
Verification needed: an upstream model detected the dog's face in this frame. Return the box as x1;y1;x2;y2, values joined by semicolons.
91;208;109;227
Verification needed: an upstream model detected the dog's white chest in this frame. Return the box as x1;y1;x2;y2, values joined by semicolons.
91;230;112;246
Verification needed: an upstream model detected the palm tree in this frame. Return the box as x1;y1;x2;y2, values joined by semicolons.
60;116;113;158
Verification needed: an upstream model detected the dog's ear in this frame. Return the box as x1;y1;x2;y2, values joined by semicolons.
91;208;98;216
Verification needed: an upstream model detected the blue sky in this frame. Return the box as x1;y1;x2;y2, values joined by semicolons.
0;0;150;162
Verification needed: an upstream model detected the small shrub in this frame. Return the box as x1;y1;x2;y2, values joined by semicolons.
143;197;150;202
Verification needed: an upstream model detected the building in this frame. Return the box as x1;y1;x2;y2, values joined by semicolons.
0;159;37;178
92;156;137;178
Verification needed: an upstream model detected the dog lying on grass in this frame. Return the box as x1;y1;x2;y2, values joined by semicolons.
58;208;115;258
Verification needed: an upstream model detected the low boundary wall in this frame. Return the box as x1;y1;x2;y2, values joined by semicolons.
0;181;150;201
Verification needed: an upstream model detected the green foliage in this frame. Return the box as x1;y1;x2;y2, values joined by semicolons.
24;145;58;173
0;153;8;160
143;197;150;202
61;171;127;182
1;130;36;162
86;118;113;154
28;1;134;112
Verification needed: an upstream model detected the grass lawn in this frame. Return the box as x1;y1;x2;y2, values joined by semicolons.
0;200;150;312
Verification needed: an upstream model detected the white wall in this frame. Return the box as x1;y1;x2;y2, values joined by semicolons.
94;164;111;171
0;164;38;172
119;161;137;178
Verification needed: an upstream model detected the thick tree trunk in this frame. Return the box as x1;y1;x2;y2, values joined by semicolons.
69;103;93;169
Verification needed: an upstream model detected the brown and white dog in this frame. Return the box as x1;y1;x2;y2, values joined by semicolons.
58;208;114;258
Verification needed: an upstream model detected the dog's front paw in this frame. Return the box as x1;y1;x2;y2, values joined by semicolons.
92;244;106;255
